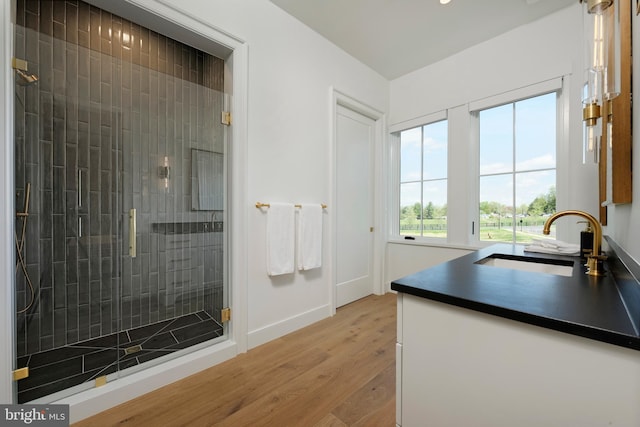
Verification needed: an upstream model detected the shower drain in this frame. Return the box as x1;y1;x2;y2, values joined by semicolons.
123;344;142;355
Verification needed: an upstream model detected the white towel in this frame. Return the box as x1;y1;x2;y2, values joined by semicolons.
266;203;295;276
524;238;580;256
297;204;323;271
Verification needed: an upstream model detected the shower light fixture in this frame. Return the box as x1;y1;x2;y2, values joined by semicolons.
580;0;620;164
159;156;171;190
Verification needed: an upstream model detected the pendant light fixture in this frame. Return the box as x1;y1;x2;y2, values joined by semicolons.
581;0;620;163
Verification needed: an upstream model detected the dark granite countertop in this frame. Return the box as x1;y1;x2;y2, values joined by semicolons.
391;243;640;351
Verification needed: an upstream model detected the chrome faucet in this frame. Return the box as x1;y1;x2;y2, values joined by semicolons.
542;210;606;276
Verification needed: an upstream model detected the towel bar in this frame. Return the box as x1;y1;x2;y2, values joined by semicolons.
255;202;327;209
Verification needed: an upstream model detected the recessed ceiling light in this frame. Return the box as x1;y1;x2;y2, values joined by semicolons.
440;0;451;4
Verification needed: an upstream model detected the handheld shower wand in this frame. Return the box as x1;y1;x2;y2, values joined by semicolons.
12;57;38;86
16;182;34;314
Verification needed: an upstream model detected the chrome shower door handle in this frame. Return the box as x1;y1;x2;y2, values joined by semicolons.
129;209;137;258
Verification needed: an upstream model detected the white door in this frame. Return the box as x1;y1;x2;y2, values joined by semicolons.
335;105;375;307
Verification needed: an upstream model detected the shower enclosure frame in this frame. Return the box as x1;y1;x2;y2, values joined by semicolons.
0;0;250;419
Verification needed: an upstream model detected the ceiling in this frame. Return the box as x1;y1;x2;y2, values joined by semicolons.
269;0;577;80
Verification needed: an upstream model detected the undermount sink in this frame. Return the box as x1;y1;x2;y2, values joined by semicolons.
475;254;575;277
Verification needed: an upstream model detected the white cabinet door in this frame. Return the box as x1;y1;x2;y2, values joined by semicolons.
400;294;640;427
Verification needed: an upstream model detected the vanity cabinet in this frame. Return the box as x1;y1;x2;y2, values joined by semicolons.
396;293;640;427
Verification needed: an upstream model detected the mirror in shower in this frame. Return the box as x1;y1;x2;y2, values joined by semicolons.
191;149;224;211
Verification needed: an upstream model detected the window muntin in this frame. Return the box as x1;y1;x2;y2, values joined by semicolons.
478;92;557;243
399;120;448;238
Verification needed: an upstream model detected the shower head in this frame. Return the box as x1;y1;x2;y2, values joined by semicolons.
15;68;38;86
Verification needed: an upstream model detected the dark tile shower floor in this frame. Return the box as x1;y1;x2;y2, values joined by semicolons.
17;312;223;403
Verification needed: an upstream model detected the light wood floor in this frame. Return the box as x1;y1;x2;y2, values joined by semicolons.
74;293;397;427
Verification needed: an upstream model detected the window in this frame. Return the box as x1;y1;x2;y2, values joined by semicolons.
390;79;563;247
477;92;557;243
399;120;448;238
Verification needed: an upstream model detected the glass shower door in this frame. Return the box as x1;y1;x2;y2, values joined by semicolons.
13;0;228;404
116;38;229;377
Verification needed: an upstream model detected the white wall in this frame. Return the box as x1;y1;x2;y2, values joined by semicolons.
166;0;390;346
389;5;581;129
387;4;603;280
386;243;471;282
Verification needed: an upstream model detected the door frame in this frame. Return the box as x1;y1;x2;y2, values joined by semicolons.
0;0;249;418
330;88;386;315
0;0;15;404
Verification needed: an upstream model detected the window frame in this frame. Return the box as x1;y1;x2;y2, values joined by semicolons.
473;91;559;245
391;110;448;243
389;77;567;248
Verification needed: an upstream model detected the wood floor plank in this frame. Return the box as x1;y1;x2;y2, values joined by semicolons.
211;335;396;426
116;346;331;426
352;394;397;427
313;413;348;427
73;293;397;427
331;362;395;425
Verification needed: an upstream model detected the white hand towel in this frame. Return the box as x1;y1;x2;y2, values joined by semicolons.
297;204;323;271
267;203;295;276
530;238;577;250
524;239;580;256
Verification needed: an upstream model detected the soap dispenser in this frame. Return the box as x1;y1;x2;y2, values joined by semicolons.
578;221;593;262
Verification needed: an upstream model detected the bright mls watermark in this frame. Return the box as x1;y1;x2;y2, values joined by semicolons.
0;405;69;426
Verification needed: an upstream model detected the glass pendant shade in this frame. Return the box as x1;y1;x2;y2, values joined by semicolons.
581;0;620;164
583;105;601;164
583;0;620;102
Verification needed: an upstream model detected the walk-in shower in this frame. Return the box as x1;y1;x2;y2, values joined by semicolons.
13;0;229;403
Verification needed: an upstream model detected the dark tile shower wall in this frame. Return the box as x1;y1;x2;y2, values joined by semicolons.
14;0;225;359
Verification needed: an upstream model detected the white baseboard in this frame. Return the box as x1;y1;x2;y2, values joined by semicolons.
59;340;238;423
247;304;332;349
